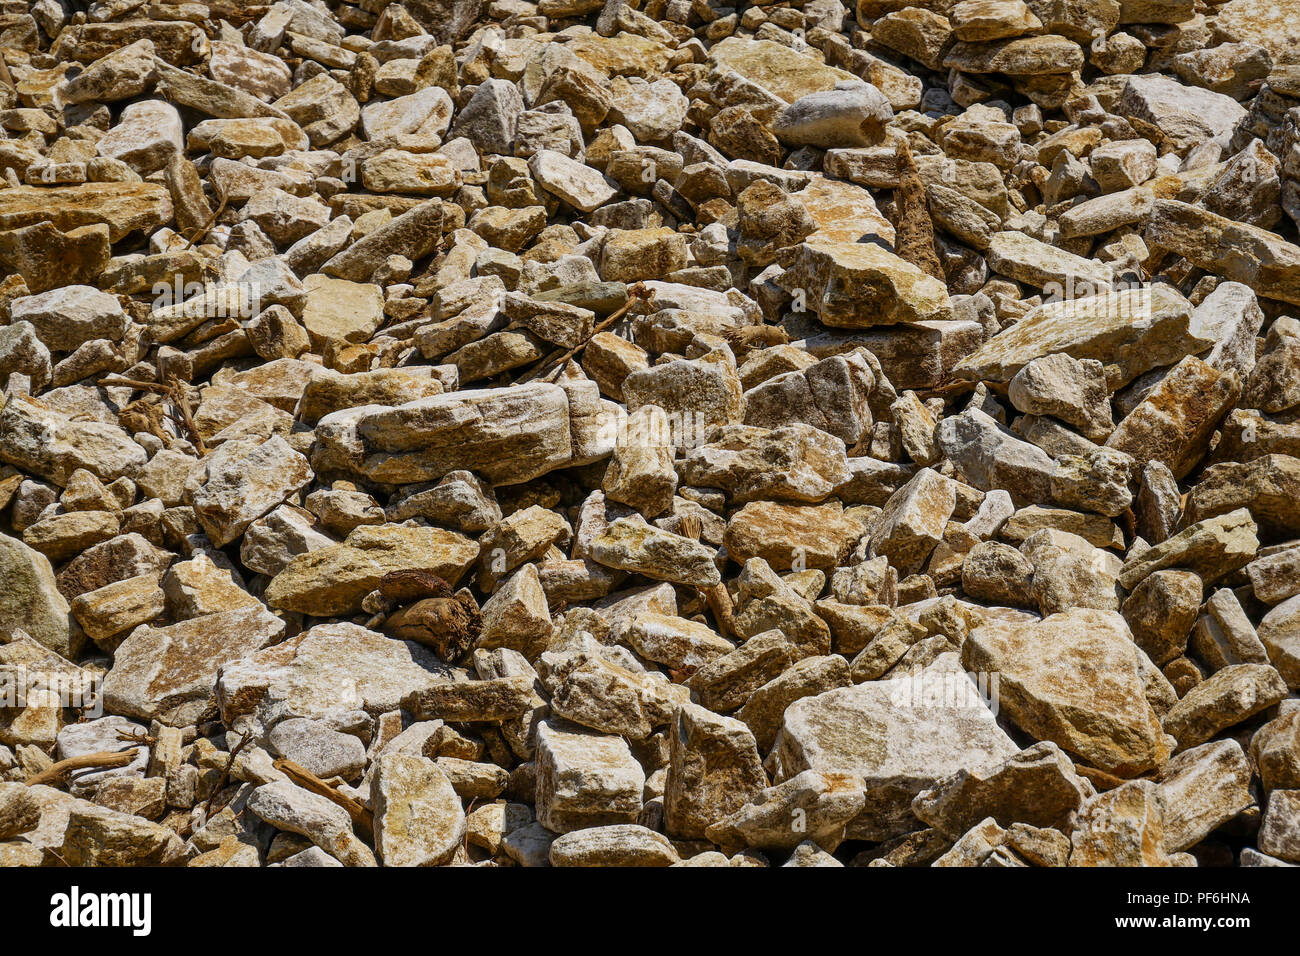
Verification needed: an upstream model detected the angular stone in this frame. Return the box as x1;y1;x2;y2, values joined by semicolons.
771;653;1019;840
869;468;957;576
777;239;953;328
1155;739;1254;852
217;623;455;725
0;532;79;658
955;285;1205;389
1106;356;1241;480
265;525;478;616
192;436;313;548
1145;200;1300;307
706;769;865;852
549;824;679;866
961;609;1170;775
372;754;465;867
1069;780;1177;867
678;424;850;505
913;741;1090;838
103;605;285;726
665;702;767;840
0;395;146;487
1118;509;1259;591
1186;455;1300;535
1161;664;1288;750
534;720;645;833
1259;594;1300;689
726;501;864;573
246;780;375;867
0;183;172;243
709;37;858;103
315;383;574;486
589;517;721;588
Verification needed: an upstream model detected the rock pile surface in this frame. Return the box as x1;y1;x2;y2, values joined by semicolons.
1;0;1299;867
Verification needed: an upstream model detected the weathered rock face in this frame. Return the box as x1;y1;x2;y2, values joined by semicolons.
962;610;1170;776
0;532;81;658
372;754;466;867
0;0;1290;873
314;383;580;486
265;525;480;616
771;654;1019;840
103;605;286;726
664;702;768;839
216;623;455;726
954;286;1209;389
778;238;954;328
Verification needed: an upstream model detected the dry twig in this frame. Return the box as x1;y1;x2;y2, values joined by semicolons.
27;749;140;788
518;282;650;384
274;757;374;839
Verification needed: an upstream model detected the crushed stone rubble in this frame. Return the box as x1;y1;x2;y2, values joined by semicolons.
1;0;1300;869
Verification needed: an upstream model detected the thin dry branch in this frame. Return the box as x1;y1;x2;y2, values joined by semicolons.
273;757;374;839
518;282;650;384
27;748;140;788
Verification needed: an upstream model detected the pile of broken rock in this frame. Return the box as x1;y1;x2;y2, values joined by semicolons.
1;0;1300;868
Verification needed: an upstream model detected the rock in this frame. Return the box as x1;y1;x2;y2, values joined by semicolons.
529;149;617;213
665;702;767;839
0;532;79;658
954;285;1207;389
1145;200;1300;307
0;0;1291;874
1259;789;1300;863
1119;74;1246;154
192;436;313;547
1106;356;1241;480
771;653;1019;840
301;276;385;352
217;623;455;725
1186;455;1300;535
1156;740;1254;852
314;383;576;486
709;37;858;103
0;395;147;487
961;609;1170;775
265;525;478;616
1069;780;1178;866
912;742;1091;837
1008;353;1113;442
1260;595;1300;689
1161;663;1288;750
534;720;645;833
1118;509;1259;591
773;82;894;149
268;718;366;781
103;605;285;726
95;100;183;175
777;238;953;327
10;286;128;353
322;199;443;281
743;351;875;445
246;780;375;867
603;404;676;517
59;802;185;867
372;754;465;866
0;183;172;243
549;824;680;866
589;517;721;588
1122;570;1201;666
727;501;864;572
705;769;865;852
869;468;957;576
678;424;851;505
